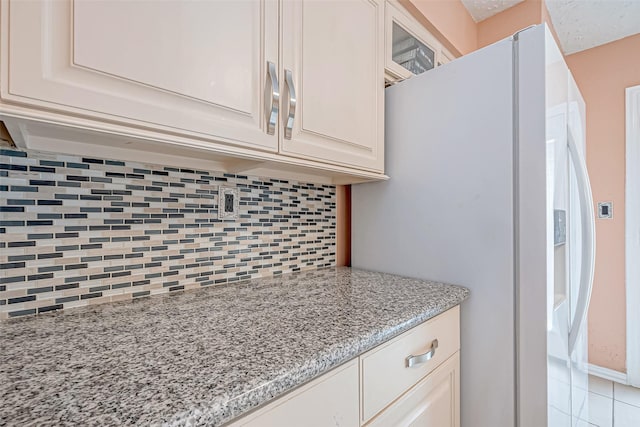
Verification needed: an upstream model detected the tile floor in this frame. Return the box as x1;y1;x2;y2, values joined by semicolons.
587;375;640;426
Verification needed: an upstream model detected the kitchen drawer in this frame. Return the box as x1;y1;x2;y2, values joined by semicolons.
360;305;460;422
365;352;460;427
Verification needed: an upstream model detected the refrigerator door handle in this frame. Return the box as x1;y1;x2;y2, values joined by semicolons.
568;131;596;355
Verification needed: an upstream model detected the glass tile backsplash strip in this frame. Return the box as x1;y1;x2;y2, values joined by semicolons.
0;149;336;319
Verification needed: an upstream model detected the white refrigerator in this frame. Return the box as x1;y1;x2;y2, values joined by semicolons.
352;25;596;427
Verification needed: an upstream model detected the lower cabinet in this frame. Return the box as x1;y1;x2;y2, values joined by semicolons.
230;306;460;427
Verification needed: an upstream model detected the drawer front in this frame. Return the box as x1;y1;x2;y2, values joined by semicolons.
361;306;460;422
365;352;460;427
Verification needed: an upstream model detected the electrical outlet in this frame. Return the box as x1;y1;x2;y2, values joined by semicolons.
218;186;239;220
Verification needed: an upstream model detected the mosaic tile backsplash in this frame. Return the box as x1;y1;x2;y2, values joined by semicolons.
0;148;336;319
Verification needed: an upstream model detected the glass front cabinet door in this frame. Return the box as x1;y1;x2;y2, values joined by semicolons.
391;23;435;76
385;1;454;83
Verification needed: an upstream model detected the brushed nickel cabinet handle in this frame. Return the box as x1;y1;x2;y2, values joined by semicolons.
265;61;279;135
284;68;296;140
405;339;438;368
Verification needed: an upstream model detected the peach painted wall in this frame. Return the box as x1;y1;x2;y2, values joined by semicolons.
566;33;640;372
477;0;543;48
400;0;477;55
477;0;561;49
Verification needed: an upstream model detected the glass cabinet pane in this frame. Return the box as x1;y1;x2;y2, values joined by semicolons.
391;22;434;75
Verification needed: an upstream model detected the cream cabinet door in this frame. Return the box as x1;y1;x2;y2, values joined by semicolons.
280;0;384;172
366;352;460;427
2;0;278;151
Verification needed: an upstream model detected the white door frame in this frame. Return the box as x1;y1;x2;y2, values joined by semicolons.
626;85;640;387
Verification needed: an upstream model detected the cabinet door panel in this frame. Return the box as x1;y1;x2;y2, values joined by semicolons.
281;0;384;172
4;0;278;151
366;352;460;427
73;1;254;113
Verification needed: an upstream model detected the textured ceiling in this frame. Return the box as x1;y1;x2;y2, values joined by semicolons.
545;0;640;54
461;0;640;54
461;0;525;22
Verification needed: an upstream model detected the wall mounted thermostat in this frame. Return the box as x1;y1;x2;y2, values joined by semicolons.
218;186;239;220
597;201;613;219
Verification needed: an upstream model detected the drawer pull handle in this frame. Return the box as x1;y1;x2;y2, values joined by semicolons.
405;339;439;368
265;61;279;136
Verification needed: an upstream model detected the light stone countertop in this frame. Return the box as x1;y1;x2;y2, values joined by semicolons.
0;267;469;426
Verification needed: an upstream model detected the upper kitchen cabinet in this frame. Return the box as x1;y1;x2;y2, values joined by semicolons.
2;0;279;152
384;1;454;83
1;0;388;184
279;0;384;173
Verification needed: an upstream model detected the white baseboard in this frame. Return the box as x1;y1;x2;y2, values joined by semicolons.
588;363;628;385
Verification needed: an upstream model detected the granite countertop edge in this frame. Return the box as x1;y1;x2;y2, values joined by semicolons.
1;267;470;427
169;294;467;426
